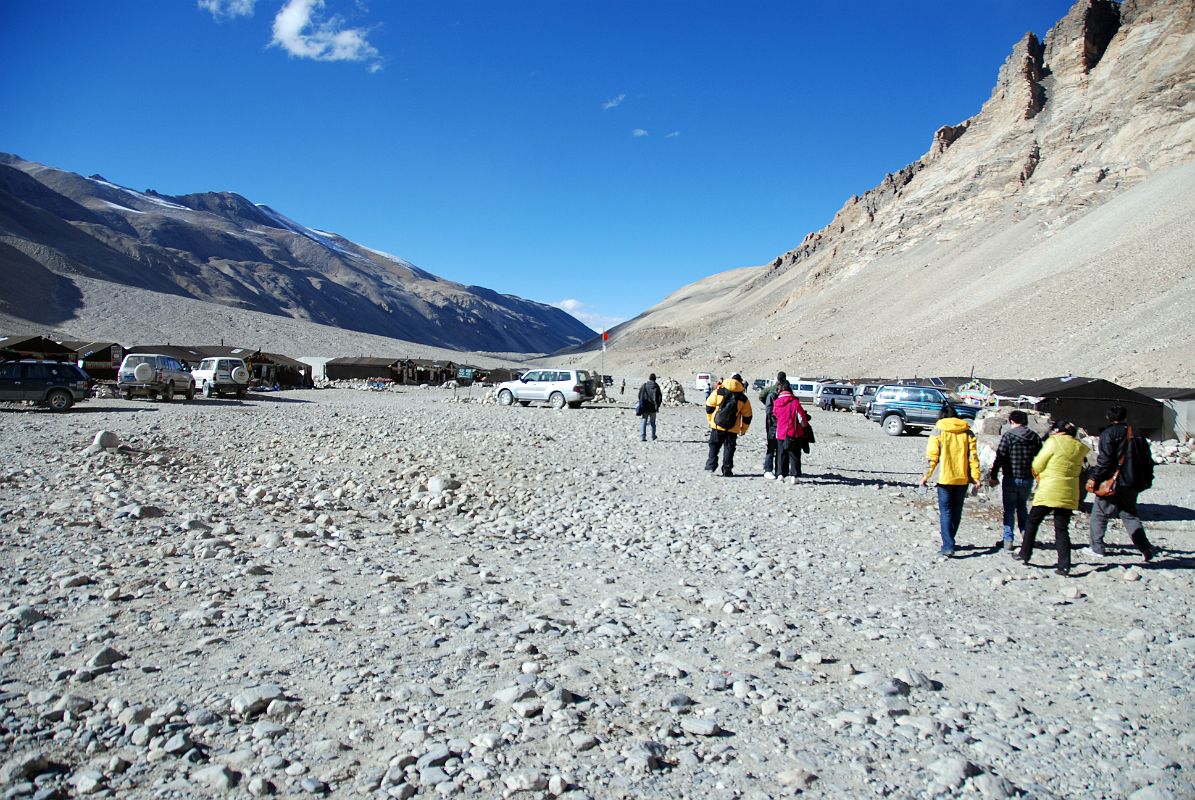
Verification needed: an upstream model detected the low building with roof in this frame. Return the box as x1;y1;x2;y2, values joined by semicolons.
1006;376;1163;437
1132;387;1195;441
0;335;77;362
325;357;400;381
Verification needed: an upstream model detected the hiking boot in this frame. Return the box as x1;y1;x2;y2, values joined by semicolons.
1143;544;1155;562
1003;540;1015;553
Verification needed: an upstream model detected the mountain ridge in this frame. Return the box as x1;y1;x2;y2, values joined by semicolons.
559;0;1194;385
0;155;593;354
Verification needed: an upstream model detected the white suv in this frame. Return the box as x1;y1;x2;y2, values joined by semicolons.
118;354;195;401
496;369;596;409
191;357;250;398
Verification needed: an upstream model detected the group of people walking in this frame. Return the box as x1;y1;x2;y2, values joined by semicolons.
920;404;1156;574
634;372;1159;574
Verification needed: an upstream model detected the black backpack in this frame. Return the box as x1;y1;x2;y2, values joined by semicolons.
713;388;741;430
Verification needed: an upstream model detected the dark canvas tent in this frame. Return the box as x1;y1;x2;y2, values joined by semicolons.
0;335;76;362
124;344;206;367
1133;387;1195;440
325;357;398;381
1012;376;1163;437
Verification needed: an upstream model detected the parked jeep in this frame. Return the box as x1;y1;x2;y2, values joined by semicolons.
867;384;977;436
496;368;596;409
191;357;250;398
816;383;856;411
0;360;90;412
117;353;194;401
854;383;881;415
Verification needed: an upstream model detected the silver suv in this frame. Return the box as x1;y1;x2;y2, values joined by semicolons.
191;357;250;398
496;369;596;409
118;353;195;401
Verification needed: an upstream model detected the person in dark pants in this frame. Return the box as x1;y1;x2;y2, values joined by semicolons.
703;373;752;477
988;410;1043;552
771;380;809;484
759;370;786;479
1088;405;1156;561
637;373;663;442
1018;420;1089;575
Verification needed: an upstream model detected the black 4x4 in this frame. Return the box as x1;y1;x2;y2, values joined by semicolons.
0;360;91;412
867;384;977;436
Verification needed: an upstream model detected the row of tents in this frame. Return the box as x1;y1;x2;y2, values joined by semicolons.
0;335;507;389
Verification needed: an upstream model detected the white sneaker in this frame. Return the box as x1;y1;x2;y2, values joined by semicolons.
1089;549;1109;559
786;476;797;485
763;472;775;480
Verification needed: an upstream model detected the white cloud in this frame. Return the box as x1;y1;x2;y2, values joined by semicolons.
602;93;626;111
631;128;649;137
271;0;381;68
665;130;680;138
199;0;257;18
554;299;624;332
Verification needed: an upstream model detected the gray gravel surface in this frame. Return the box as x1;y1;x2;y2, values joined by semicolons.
1;389;1192;798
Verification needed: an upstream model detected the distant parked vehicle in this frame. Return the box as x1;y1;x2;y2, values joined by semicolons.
854;383;881;415
816;383;856;411
0;360;90;412
867;384;977;436
191;357;250;398
789;379;824;404
752;378;768;393
695;373;715;394
117;353;194;401
496;368;596;409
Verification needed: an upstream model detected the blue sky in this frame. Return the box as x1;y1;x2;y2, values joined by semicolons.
0;0;1074;332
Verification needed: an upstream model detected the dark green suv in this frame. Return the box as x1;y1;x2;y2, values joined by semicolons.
867;384;977;436
0;360;90;412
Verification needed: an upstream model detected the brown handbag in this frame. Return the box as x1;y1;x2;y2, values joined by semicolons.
1086;425;1131;498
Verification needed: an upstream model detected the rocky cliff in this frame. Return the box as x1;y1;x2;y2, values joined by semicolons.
0;157;594;354
570;0;1194;384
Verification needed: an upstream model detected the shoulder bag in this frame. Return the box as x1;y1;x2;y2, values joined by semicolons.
1086;425;1131;498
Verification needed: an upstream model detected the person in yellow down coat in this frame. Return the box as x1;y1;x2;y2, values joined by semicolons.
1016;420;1090;576
917;406;981;558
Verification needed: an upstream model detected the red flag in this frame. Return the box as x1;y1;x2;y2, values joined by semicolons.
602;330;609;341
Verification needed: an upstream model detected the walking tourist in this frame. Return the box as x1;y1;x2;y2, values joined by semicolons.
760;370;786;479
637;373;663;442
988;410;1043;552
917;405;980;558
771;380;809;484
1088;405;1156;561
1017;420;1089;575
704;373;752;477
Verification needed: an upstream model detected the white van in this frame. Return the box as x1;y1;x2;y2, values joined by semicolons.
695;373;715;394
789;379;824;403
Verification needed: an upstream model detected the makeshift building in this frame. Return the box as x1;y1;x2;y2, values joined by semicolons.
69;342;125;381
0;335;76;362
1133;387;1195;441
325;357;399;381
395;358;457;385
1006;376;1163;437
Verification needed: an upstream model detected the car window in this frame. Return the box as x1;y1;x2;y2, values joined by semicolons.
21;364;46;379
44;364;67;378
0;364;19;380
218;359;235;370
576;371;590;382
555;371;570;381
125;355;153;368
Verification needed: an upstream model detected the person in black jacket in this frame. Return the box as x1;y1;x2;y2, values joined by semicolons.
637;373;663;442
1088;405;1155;561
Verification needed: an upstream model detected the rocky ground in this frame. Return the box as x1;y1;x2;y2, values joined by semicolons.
1;388;1193;799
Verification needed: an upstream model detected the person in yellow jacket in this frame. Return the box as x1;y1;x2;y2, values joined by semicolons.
1016;420;1090;575
703;373;752;477
917;406;980;558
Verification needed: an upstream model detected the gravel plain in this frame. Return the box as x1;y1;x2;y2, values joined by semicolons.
1;387;1193;799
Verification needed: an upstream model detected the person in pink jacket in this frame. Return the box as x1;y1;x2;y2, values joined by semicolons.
771;381;809;484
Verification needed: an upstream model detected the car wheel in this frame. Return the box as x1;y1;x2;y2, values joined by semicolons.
883;414;905;436
202;381;214;398
185;383;195;401
549;392;566;410
162;383;174;402
498;389;514;406
46;389;73;412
